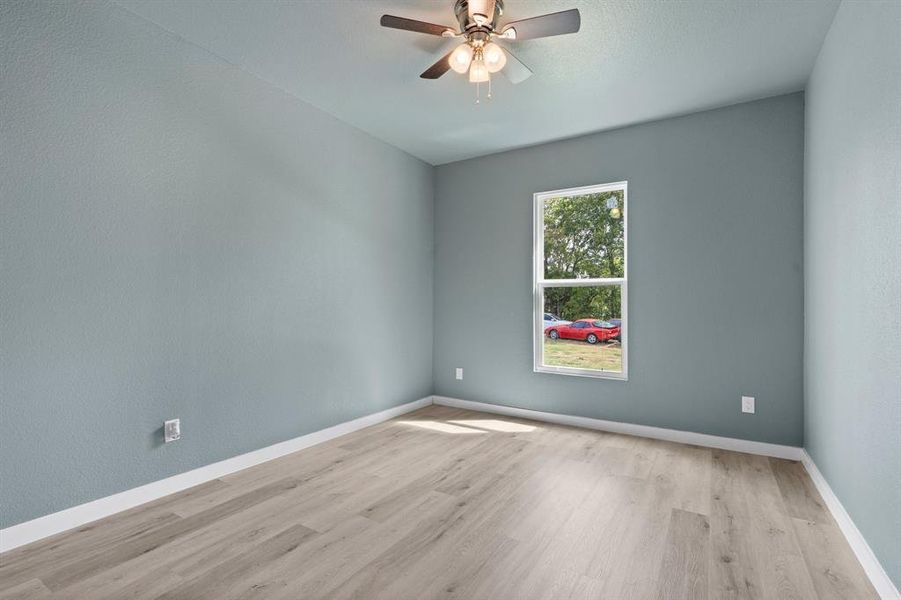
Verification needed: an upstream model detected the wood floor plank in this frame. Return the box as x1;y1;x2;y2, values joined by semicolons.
709;514;766;599
568;574;605;600
55;567;184;600
323;459;532;599
594;476;675;598
0;405;878;599
218;442;353;489
0;511;181;592
739;455;819;600
470;473;642;600
584;443;657;478
56;477;330;597
357;435;526;523
483;451;608;545
538;473;644;580
579;476;650;581
266;492;460;600
791;517;879;599
711;450;752;519
769;457;833;524
649;441;713;516
154;523;318;600
40;477;302;591
708;451;765;599
0;579;51;600
655;508;710;600
448;458;599;599
374;520;519;600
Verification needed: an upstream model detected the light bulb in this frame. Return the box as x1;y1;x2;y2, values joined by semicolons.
449;44;474;74
482;42;507;73
469;59;490;83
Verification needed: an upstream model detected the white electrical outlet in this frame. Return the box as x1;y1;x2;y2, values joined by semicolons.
164;418;181;443
741;396;755;414
455;368;463;380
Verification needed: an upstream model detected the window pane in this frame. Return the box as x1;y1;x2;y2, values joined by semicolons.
543;190;625;279
541;285;623;373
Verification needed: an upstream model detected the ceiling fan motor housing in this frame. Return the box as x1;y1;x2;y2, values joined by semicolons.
455;0;504;32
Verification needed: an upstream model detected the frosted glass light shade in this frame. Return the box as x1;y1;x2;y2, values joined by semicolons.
449;44;474;74
482;42;507;73
469;59;490;83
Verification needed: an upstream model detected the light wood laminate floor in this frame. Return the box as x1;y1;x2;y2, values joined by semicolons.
0;405;877;599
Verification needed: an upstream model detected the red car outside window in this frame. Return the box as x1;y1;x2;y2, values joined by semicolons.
544;319;620;344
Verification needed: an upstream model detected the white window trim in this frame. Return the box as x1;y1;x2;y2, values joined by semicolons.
533;181;629;381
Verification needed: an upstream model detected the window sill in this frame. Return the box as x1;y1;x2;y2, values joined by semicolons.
534;365;629;381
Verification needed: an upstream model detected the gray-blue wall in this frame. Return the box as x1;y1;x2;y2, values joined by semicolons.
804;0;901;588
0;0;434;528
434;94;805;446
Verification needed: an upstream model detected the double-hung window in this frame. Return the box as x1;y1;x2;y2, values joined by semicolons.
533;181;628;380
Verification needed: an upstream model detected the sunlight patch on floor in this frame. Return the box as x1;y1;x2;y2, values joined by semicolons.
397;420;487;434
449;419;536;433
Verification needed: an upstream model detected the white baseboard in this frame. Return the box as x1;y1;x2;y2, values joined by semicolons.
801;451;900;600
0;396;433;554
433;396;803;460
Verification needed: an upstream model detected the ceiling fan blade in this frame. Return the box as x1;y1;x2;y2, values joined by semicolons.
501;48;532;84
420;51;454;79
380;15;454;37
501;9;581;41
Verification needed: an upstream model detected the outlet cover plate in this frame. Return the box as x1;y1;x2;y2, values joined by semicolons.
164;419;181;443
741;396;755;414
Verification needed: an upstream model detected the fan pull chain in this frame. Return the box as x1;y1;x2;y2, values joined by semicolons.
474;76;492;104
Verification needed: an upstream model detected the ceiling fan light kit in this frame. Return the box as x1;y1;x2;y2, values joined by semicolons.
380;0;580;102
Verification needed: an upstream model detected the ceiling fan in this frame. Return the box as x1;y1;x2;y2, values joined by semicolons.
380;0;580;98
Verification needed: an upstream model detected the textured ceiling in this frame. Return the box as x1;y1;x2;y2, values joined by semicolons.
115;0;839;165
